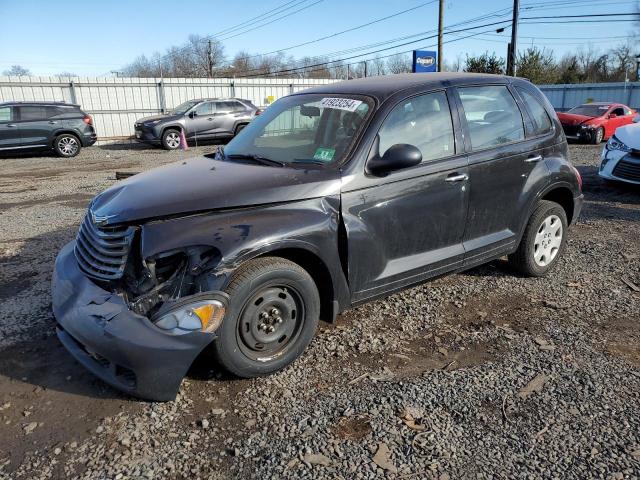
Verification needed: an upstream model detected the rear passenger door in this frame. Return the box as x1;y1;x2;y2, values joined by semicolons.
17;105;58;147
216;101;245;135
454;84;544;266
0;106;22;149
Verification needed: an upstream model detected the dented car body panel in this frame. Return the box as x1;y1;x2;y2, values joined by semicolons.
52;73;583;401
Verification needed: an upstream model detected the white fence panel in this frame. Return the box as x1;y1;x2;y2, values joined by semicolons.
0;76;337;139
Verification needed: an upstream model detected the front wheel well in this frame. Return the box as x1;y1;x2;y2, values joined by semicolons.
541;187;574;224
256;248;335;323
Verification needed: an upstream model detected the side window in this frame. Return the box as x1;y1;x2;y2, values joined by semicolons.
19;106;50;121
378;91;455;163
517;88;552;136
458;85;525;149
232;101;246;112
611;107;625;116
218;101;238;112
194;102;214;116
0;107;11;122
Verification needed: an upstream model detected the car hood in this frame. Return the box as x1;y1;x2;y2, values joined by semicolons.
613;123;640;149
136;113;179;124
557;112;597;126
90;156;342;224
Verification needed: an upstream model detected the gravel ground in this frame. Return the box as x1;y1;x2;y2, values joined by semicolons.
0;143;639;479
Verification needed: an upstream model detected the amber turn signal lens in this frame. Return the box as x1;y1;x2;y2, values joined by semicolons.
192;302;225;332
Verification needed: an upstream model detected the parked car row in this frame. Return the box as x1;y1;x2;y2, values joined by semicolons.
558;102;636;144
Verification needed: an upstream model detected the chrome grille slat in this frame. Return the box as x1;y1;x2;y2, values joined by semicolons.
74;213;136;280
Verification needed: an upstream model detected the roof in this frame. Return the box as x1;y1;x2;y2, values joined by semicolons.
297;73;518;103
0;101;79;107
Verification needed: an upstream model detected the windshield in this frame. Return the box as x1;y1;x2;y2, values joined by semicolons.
222;94;372;166
568;104;609;117
170;100;200;115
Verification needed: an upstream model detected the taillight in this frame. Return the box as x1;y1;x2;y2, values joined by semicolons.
255;109;262;116
83;115;93;125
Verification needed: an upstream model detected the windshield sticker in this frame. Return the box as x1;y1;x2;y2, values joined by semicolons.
320;97;363;112
313;148;335;162
599;106;609;110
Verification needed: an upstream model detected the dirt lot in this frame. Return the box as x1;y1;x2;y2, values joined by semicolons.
0;142;639;479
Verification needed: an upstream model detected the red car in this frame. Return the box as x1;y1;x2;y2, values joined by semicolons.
557;102;636;144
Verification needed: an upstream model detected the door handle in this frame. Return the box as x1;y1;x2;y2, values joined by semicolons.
48;121;57;124
445;173;468;182
6;124;16;128
525;155;543;163
207;117;214;121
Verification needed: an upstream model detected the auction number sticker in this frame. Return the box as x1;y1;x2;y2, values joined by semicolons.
320;97;363;112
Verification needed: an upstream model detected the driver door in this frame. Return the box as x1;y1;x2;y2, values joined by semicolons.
341;90;469;302
186;101;217;138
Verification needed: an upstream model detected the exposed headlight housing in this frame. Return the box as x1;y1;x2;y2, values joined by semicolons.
605;136;632;153
152;294;226;335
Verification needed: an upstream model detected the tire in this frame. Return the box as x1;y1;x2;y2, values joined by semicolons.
234;124;247;136
162;129;181;150
54;134;81;158
591;127;604;144
508;200;568;277
213;257;320;378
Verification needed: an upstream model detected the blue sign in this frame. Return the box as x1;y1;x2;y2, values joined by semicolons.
413;50;437;73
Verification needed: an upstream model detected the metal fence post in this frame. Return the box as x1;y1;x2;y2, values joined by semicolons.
69;80;77;105
561;86;567;111
230;79;235;98
158;79;166;113
289;83;294;94
627;83;635;108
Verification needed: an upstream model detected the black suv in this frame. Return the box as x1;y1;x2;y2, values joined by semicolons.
0;101;97;157
134;98;260;150
52;73;583;400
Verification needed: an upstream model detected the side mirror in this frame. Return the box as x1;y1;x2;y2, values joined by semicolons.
633;114;640;123
368;143;422;176
609;113;617;119
189;111;197;118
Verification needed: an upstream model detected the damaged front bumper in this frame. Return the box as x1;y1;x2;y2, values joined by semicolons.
52;242;226;401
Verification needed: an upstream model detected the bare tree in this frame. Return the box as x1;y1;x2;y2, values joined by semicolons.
386;53;412;74
3;65;31;76
370;55;387;76
516;47;558;84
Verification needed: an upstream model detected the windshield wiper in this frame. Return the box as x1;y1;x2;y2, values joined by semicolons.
225;153;286;167
292;158;329;165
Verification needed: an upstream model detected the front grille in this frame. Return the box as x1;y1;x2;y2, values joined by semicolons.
613;159;640;182
74;214;137;280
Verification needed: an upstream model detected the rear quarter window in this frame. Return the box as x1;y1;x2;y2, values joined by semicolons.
516;88;552;136
0;107;11;122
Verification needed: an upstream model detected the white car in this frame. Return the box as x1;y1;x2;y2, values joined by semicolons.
599;121;640;185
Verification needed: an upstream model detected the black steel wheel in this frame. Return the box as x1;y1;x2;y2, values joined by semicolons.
213;257;320;377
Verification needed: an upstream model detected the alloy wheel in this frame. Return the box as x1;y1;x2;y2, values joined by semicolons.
166;132;180;149
58;136;78;156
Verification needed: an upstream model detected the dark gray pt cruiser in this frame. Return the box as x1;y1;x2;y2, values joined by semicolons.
52;73;583;401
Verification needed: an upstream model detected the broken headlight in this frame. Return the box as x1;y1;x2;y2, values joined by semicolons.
152;294;226;335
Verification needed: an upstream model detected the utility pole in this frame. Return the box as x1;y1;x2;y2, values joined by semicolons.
363;60;367;77
437;0;444;72
207;39;213;78
507;0;520;76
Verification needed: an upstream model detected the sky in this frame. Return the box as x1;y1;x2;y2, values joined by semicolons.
0;0;637;76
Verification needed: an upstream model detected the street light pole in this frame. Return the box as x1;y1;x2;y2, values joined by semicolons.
507;0;520;76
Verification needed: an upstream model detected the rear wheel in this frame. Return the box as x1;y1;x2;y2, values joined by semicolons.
54;134;81;157
591;127;604;144
213;257;320;377
234;123;247;136
162;129;181;150
508;200;568;277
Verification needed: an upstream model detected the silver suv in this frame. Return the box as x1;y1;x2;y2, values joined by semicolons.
134;98;261;150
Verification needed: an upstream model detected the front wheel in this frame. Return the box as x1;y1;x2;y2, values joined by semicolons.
54;134;81;157
162;129;181;150
508;200;568;277
591;127;604;144
213;257;320;377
